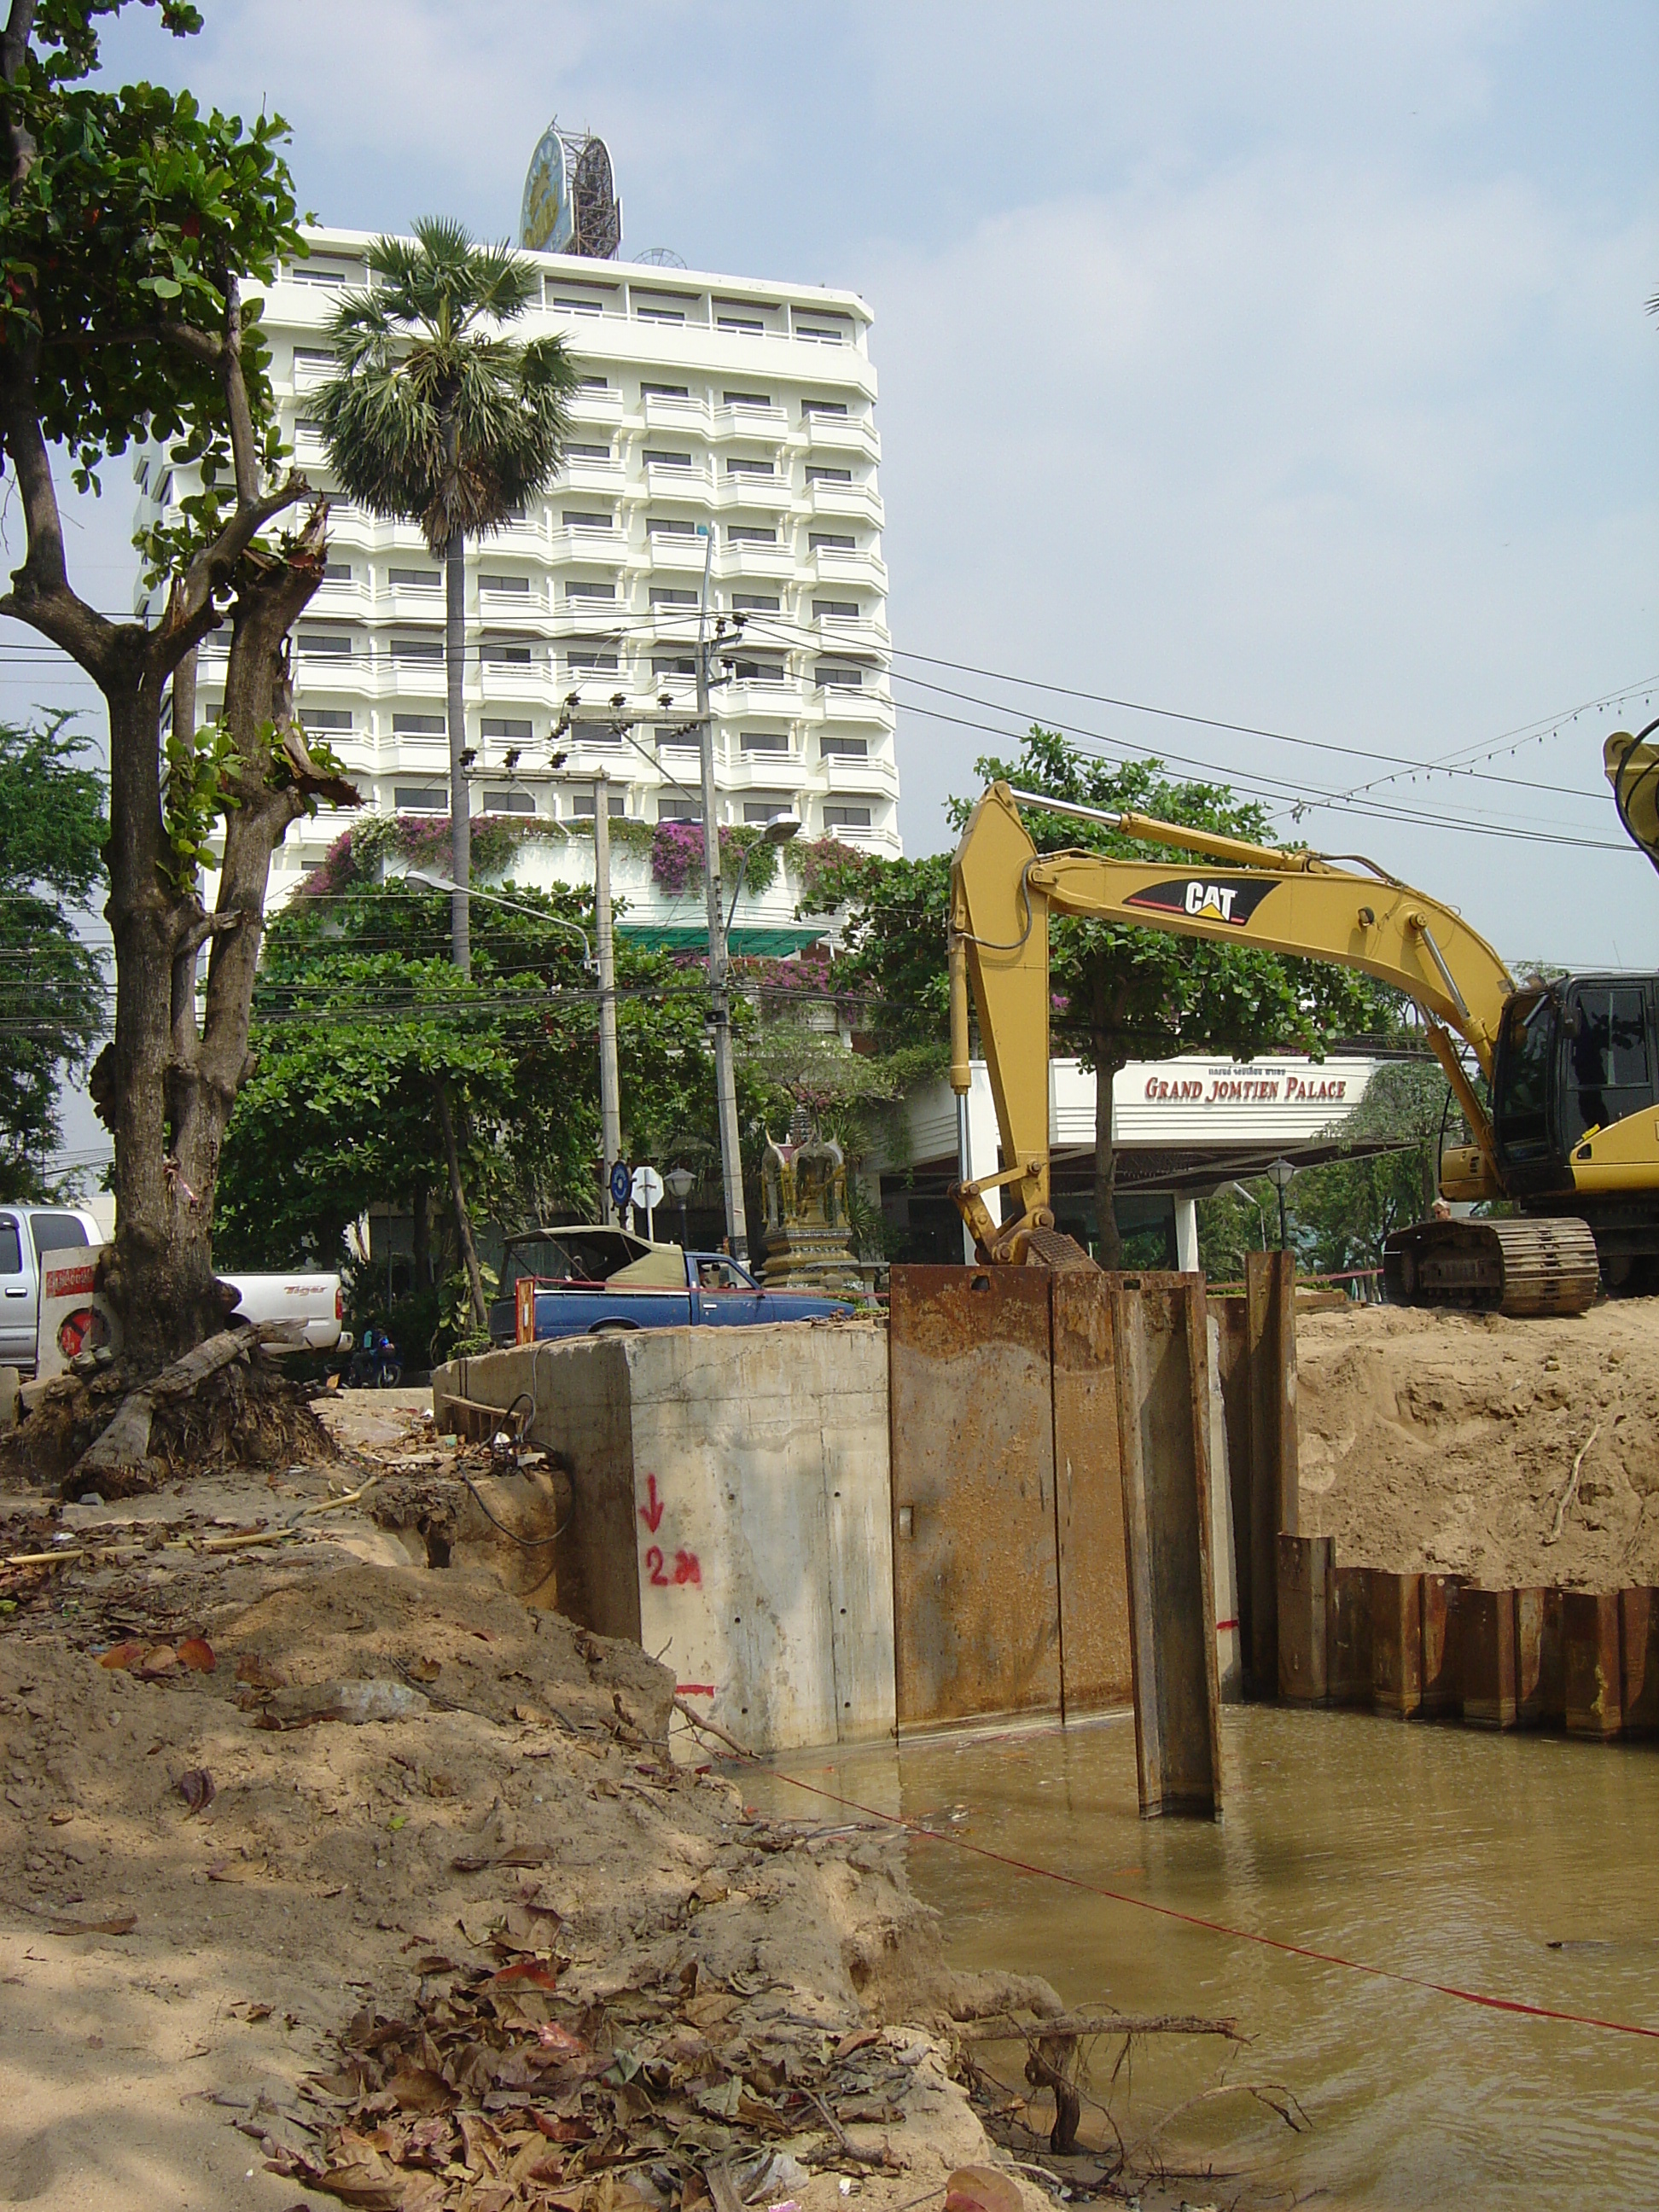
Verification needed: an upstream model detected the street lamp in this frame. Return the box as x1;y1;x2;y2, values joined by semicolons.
664;1164;696;1249
402;870;592;968
1263;1157;1297;1251
1225;1180;1269;1251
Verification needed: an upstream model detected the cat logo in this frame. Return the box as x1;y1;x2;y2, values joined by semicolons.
1123;876;1276;928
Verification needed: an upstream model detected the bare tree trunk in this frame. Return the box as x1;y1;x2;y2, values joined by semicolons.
411;1173;431;1290
434;1080;487;1331
1091;1023;1127;1271
445;527;469;975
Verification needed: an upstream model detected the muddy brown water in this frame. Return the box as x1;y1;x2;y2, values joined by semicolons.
753;1707;1659;2209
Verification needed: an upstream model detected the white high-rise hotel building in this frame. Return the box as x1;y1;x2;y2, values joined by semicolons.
131;143;898;896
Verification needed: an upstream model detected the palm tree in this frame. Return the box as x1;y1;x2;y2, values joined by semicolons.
316;217;577;975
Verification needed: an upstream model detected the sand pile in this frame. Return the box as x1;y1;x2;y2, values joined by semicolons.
1295;1299;1659;1587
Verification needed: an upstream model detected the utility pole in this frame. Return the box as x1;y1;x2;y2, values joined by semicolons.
695;525;749;1262
592;765;622;1223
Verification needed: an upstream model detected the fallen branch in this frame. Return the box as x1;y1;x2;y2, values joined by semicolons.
956;2010;1243;2043
807;2087;891;2168
673;1695;756;1761
1545;1419;1603;1545
72;1330;254;1487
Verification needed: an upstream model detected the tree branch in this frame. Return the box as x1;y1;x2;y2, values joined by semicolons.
219;275;259;504
0;338;119;682
61;319;224;367
0;1;38;186
164;477;314;652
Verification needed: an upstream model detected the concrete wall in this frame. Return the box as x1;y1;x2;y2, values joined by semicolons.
437;1318;894;1757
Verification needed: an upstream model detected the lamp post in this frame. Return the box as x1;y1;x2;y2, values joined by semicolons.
665;1164;696;1251
695;523;749;1261
1264;1157;1296;1252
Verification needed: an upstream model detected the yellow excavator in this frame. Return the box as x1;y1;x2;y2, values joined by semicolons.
946;737;1659;1316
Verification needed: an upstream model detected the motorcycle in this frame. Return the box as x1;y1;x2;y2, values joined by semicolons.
346;1327;403;1389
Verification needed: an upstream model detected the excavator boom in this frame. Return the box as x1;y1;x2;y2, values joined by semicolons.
947;782;1516;1257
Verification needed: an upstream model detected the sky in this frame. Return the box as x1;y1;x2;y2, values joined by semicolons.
6;0;1656;1011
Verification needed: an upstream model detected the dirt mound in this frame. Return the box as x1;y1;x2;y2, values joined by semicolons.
1295;1299;1659;1586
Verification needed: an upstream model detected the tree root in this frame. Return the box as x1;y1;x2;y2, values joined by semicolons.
0;1336;336;1499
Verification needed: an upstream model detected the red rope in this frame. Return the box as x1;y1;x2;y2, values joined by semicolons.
769;1771;1659;2042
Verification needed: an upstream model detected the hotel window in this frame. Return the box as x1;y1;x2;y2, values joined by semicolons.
394;785;449;812
810;532;855;551
741;731;789;754
388;566;440;589
644;449;693;468
483;789;537;812
391;635;443;662
578;375;609;389
725;655;784;682
322;562;353;583
480;573;532;594
725;457;775;478
553;294;603;316
726;525;776;545
298;628;352;656
293;346;334;371
301;707;354;732
743;800;792;824
823;803;872;830
816;663;864;690
820;733;868;759
481;640;533;666
732;592;780;612
648;516;696;537
657;796;702;823
636;300;687;325
564;440;612;460
723;390;771;409
565;580;617;601
393;713;445;735
566;649;620;671
806;465;853;483
813;598;859;619
573;791;627;817
482;717;533;741
291;261;355;288
795;317;850;343
651;587;697;606
652;655;697;677
562;510;614;530
801;398;847;417
718;313;765;334
640;381;690;399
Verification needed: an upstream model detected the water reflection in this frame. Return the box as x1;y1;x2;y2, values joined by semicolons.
754;1708;1659;2209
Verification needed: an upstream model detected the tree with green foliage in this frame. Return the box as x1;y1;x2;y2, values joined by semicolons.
215;866;797;1348
0;0;356;1373
314;220;577;975
0;713;105;1196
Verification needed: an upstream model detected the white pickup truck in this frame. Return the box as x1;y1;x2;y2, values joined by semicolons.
0;1202;345;1376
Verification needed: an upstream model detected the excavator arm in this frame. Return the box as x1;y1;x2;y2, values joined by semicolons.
947;782;1516;1260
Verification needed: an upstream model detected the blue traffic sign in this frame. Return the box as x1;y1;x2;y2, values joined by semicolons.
608;1159;633;1208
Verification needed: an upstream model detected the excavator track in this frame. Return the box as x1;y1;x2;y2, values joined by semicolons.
1382;1216;1600;1318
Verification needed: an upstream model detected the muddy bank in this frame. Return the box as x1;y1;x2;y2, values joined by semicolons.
1297;1299;1659;1585
0;1398;1141;2212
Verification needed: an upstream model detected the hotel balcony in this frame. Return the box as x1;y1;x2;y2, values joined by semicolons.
710;403;789;445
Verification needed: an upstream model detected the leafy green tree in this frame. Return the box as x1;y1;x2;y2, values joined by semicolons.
215;867;800;1335
0;0;354;1372
1277;1057;1452;1277
314;221;577;975
0;713;105;1196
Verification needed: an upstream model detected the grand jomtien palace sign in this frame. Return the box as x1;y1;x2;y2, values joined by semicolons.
1138;1065;1359;1107
1103;1055;1379;1147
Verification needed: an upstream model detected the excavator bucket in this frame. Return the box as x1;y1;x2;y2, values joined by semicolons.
1604;728;1659;878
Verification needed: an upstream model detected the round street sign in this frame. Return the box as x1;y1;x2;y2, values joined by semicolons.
608;1160;633;1208
632;1164;665;1213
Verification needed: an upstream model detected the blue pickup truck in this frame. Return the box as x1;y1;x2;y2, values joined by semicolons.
487;1224;856;1346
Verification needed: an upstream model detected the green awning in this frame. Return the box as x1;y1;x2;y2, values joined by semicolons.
618;923;827;955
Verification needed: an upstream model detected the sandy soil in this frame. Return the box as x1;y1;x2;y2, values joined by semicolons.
1296;1298;1659;1586
0;1397;1104;2212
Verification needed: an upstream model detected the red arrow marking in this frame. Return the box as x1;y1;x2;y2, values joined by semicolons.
637;1474;664;1534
